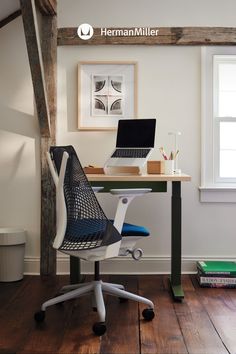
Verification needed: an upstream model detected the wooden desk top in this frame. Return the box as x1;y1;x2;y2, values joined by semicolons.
87;173;191;182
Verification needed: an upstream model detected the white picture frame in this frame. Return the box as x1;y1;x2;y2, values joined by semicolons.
78;61;137;130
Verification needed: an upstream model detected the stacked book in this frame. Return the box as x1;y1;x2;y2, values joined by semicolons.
197;261;236;288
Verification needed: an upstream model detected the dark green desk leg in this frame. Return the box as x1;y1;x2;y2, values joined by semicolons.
70;256;82;284
171;181;184;301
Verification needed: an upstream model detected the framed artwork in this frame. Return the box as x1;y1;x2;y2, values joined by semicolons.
78;61;137;130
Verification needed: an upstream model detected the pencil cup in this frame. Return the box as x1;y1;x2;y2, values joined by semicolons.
164;160;174;175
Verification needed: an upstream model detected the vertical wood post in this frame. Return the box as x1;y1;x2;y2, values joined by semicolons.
40;10;57;275
21;0;57;275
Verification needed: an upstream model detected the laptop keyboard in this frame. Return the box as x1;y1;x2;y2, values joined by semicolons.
111;148;151;158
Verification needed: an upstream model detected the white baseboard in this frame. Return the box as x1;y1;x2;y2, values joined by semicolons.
24;255;236;275
24;256;40;274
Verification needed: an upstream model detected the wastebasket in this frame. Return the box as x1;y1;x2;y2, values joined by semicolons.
0;228;26;282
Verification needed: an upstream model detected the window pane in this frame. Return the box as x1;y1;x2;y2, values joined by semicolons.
219;92;236;117
219;63;236;91
218;63;236;117
220;122;236;149
220;150;236;177
220;122;236;177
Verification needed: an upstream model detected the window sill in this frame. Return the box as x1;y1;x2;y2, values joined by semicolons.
199;186;236;203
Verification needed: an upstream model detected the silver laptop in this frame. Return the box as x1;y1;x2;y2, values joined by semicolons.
104;119;156;175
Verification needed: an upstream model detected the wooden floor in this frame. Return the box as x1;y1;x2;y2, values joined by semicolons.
0;274;236;354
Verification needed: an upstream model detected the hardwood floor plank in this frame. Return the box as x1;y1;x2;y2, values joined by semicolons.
227;287;236;307
18;276;71;354
52;299;100;354
0;276;32;314
139;275;187;354
1;275;236;354
57;275;101;354
193;275;236;354
0;275;67;353
100;275;139;354
174;287;229;354
181;274;196;291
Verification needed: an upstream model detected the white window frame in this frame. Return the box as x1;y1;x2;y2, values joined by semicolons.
200;47;236;203
214;55;236;183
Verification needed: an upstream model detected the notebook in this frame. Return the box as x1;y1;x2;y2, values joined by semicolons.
197;261;236;275
104;119;156;175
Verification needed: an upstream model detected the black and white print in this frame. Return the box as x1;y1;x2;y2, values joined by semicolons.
92;75;123;116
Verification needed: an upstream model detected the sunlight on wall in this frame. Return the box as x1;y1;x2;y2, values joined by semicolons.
0;17;40;258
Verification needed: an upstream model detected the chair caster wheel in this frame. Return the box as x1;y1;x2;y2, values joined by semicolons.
34;311;45;323
119;297;128;303
142;308;155;321
92;322;106;336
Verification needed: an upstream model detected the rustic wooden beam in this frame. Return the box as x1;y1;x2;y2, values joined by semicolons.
21;0;57;275
40;13;57;276
20;0;51;137
35;0;57;16
0;9;21;29
58;27;236;46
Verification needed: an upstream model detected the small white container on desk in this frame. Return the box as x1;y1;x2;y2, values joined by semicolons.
164;160;175;175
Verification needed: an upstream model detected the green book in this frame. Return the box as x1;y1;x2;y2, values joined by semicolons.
197;261;236;275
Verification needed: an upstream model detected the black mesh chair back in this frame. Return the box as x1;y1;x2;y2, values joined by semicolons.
50;145;121;251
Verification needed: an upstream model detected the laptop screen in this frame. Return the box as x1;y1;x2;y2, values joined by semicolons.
116;119;156;148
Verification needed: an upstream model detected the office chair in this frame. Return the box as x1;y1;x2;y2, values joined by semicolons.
34;146;154;335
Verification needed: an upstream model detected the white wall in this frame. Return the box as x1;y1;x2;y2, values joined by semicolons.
58;0;236;27
57;0;236;273
1;1;236;275
0;17;41;270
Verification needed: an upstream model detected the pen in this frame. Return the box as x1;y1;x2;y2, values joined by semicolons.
173;150;179;159
159;147;168;160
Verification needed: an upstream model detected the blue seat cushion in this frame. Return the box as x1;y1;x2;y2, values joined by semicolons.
122;223;150;236
65;218;149;241
110;220;150;237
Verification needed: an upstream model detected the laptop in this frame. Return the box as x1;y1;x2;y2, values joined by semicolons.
104;119;156;175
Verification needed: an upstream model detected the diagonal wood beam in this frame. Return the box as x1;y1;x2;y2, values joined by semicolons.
35;0;57;16
57;27;236;46
0;9;21;29
20;0;51;137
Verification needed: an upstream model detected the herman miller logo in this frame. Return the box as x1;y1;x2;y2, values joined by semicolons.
101;27;159;37
77;23;159;40
77;23;94;40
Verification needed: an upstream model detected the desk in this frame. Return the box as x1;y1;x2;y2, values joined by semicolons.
70;173;191;301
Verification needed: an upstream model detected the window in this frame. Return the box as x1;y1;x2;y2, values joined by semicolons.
200;47;236;202
214;56;236;182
